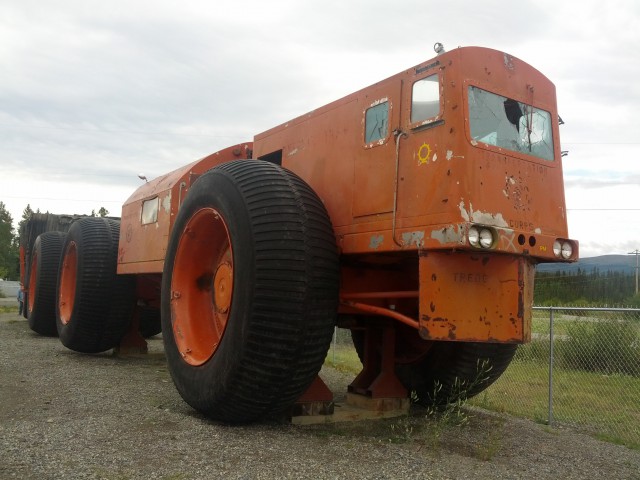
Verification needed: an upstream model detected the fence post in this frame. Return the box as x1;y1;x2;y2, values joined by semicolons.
332;326;337;365
548;307;554;426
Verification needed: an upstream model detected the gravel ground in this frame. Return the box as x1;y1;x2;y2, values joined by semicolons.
1;310;639;480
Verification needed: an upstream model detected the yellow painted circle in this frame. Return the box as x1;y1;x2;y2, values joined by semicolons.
418;143;432;164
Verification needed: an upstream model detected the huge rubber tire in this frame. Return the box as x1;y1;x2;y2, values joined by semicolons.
352;328;516;405
138;307;162;338
161;160;339;423
56;218;135;353
396;341;517;405
27;231;66;336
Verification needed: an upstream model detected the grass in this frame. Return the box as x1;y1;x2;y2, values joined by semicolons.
324;344;362;374
0;305;19;314
326;342;640;450
531;314;578;336
470;360;640;449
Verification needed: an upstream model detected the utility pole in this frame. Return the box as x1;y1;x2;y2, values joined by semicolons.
629;249;640;296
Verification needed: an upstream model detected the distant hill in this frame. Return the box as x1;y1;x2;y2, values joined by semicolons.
536;254;637;275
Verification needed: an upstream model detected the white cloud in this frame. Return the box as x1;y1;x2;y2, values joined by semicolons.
1;0;639;257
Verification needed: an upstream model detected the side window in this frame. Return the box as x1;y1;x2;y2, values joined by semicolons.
364;101;389;144
141;197;159;225
411;74;440;124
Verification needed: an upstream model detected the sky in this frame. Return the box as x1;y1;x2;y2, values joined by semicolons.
1;0;639;258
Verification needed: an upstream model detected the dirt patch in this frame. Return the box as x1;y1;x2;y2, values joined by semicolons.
1;312;638;479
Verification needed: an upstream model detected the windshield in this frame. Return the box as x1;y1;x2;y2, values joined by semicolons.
468;86;554;161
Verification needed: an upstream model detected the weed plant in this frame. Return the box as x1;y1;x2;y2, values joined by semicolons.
558;321;639;376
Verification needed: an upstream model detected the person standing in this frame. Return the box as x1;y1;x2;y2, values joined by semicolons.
17;286;24;316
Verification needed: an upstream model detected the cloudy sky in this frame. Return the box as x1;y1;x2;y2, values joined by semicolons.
1;0;639;258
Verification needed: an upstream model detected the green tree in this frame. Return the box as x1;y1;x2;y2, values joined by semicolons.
90;207;109;217
0;201;18;280
18;204;34;237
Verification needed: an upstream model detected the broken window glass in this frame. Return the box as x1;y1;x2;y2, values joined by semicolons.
141;197;159;224
468;86;554;161
411;74;440;123
365;101;389;144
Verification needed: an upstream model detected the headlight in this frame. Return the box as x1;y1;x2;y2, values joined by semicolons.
479;228;494;249
553;239;574;259
469;226;494;249
469;226;480;247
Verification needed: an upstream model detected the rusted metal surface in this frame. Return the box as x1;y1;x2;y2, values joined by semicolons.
340;300;419;330
348;325;408;399
253;47;576;263
114;308;148;355
292;376;335;418
16;46;582;423
251;46;575;347
117;143;252;275
418;251;534;342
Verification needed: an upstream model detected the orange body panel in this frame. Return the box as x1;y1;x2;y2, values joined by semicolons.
117;144;252;275
254;47;570;258
418;251;534;342
118;46;577;344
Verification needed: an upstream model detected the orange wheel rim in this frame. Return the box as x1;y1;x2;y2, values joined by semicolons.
58;241;78;325
28;253;38;313
171;208;233;366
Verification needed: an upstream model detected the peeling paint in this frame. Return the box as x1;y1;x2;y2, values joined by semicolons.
161;192;172;214
534;228;542;234
369;97;389;108
401;230;425;248
459;201;470;221
369;234;384;250
432;153;437;162
430;225;463;245
288;148;298;157
445;150;464;161
503;53;515;70
458;200;508;227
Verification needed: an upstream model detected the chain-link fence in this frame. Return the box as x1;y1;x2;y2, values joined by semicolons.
471;307;640;448
327;307;639;447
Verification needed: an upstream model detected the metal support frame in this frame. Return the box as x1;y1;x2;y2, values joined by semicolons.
114;306;148;355
340;290;420;330
348;324;408;399
292;376;334;417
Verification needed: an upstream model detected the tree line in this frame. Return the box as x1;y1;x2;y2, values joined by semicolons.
0;202;109;281
1;201;639;307
534;268;639;306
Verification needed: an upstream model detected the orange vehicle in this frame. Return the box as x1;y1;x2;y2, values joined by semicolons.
20;44;577;423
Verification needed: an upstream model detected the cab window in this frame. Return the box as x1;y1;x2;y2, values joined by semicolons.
468;85;554;161
141;197;159;224
364;101;389;144
411;74;440;123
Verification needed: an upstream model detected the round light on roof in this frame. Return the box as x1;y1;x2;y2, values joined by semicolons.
553;240;562;257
